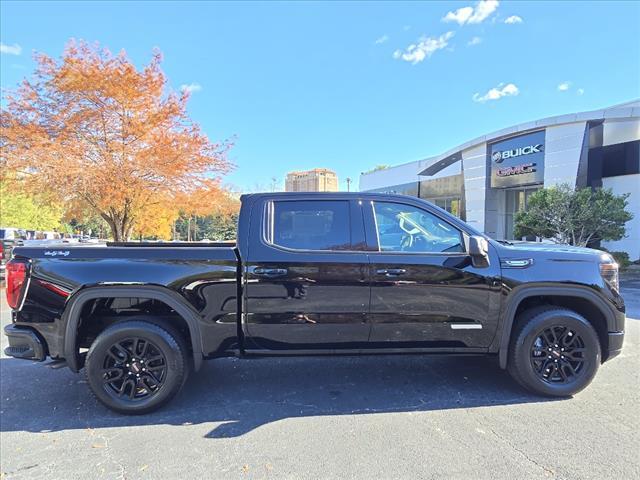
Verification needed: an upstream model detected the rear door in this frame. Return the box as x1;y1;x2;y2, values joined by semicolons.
364;199;501;349
243;196;370;351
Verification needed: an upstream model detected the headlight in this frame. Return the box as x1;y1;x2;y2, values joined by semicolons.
600;256;619;293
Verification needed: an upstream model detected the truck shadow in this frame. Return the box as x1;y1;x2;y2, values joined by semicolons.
0;354;561;438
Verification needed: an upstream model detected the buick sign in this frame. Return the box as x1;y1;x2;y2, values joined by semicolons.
490;130;545;188
492;144;542;163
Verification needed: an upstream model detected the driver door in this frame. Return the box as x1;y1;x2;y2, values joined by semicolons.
365;199;497;349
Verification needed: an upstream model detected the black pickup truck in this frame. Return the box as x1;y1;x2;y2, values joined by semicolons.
4;192;625;414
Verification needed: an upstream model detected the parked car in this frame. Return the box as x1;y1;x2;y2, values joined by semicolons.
3;192;625;414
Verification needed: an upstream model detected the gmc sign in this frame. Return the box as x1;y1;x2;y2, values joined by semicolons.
490;131;545;188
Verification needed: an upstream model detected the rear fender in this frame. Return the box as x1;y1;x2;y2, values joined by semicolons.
62;285;204;372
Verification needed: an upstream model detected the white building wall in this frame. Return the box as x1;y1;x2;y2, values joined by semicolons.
543;122;587;188
358;159;422;191
602;174;640;261
603;118;640;146
461;143;488;232
358;157;460;191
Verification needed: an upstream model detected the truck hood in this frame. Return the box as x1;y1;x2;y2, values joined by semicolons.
497;241;609;262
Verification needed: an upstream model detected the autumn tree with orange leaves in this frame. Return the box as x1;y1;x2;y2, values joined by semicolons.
1;41;232;241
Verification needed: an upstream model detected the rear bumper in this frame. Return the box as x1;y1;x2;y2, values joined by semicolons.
605;331;625;362
3;324;47;361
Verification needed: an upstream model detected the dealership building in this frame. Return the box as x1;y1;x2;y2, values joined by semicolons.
359;100;640;259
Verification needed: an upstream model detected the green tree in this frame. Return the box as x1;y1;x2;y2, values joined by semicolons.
363;164;391;175
207;213;238;241
514;184;633;246
63;216;111;239
174;213;238;241
0;181;63;231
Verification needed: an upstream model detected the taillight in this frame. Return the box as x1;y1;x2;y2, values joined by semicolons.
6;260;28;309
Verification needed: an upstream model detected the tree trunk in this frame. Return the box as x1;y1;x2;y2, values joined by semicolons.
101;213;131;242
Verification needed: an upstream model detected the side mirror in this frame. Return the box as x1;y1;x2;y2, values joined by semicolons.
468;235;490;268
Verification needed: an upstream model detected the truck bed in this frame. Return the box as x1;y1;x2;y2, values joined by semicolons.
10;242;241;362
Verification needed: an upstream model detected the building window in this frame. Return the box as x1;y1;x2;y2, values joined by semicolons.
504;187;540;240
430;197;462;218
601;140;640;178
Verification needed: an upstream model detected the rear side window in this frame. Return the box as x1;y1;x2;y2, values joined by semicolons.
269;200;351;251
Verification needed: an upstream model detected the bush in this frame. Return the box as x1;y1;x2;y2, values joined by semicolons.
514;184;633;246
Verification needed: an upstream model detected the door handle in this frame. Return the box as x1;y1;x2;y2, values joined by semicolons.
253;267;288;277
376;268;406;277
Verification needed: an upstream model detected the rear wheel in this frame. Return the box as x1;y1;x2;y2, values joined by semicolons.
508;307;601;397
85;320;188;414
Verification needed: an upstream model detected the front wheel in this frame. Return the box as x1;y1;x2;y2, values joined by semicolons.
85;320;188;414
508;307;601;397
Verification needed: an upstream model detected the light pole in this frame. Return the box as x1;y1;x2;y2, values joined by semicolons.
346;177;352;192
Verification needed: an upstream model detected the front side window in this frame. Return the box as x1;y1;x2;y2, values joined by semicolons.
270;200;351;251
373;202;464;253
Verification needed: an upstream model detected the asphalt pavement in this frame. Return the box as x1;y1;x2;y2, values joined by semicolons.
1;275;639;480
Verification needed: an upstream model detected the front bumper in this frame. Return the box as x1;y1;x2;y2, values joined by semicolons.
4;324;47;361
605;331;625;361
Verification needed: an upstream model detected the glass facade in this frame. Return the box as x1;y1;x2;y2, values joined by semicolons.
431;197;463;218
420;173;464;219
504;187;541;240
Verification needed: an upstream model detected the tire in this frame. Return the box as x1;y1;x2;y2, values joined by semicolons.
507;307;601;397
85;320;188;414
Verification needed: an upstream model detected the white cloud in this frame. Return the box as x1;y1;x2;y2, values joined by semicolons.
557;81;571;91
180;83;202;93
374;34;389;45
504;15;523;24
443;1;499;25
444;6;474;25
472;82;519;103
0;42;22;55
577;88;585;96
467;36;483;46
393;31;455;64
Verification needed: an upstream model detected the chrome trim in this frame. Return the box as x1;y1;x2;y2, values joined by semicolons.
450;324;483;330
501;258;534;268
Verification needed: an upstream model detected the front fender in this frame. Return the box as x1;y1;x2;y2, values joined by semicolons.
498;284;623;369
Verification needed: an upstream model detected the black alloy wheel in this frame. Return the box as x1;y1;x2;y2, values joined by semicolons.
85;320;188;414
101;337;168;401
530;326;585;384
508;307;600;397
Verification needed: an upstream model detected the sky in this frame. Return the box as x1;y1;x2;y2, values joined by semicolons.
1;1;639;192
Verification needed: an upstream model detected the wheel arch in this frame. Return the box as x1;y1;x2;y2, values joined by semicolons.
62;285;204;372
499;285;618;369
